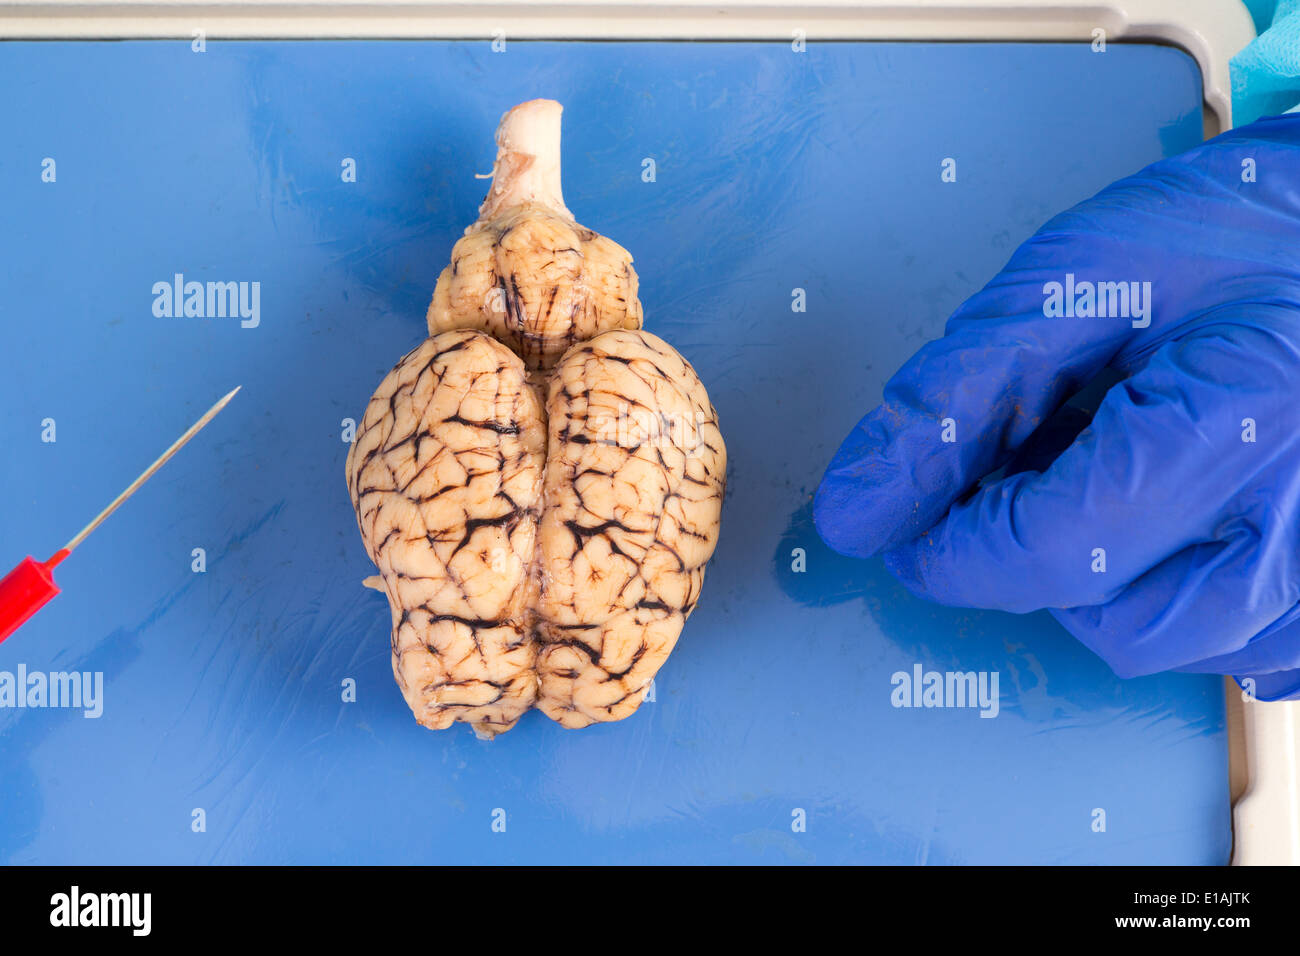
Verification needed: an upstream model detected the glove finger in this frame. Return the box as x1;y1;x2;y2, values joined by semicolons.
880;321;1300;612
1000;368;1126;478
814;272;1128;558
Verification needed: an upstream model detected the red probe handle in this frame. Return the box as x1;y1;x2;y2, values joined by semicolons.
0;555;63;644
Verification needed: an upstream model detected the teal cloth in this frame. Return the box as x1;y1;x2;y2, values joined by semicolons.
1233;0;1300;123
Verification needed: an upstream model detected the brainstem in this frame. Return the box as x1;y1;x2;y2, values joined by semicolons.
535;329;727;727
344;329;547;737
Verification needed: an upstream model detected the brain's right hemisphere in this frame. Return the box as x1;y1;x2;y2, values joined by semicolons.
534;329;726;727
345;98;725;737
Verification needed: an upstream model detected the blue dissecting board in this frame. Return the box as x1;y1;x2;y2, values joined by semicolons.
0;40;1227;864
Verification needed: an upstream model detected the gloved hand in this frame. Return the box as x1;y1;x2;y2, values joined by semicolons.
814;114;1300;701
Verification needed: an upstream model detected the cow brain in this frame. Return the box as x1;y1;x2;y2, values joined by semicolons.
345;100;725;737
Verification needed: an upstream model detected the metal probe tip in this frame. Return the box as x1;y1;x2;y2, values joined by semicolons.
51;386;242;565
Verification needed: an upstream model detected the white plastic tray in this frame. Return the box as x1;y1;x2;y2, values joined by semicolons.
3;0;1290;866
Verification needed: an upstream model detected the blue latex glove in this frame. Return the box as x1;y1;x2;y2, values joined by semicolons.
814;115;1300;700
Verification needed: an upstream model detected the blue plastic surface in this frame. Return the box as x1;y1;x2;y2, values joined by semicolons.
0;40;1227;864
